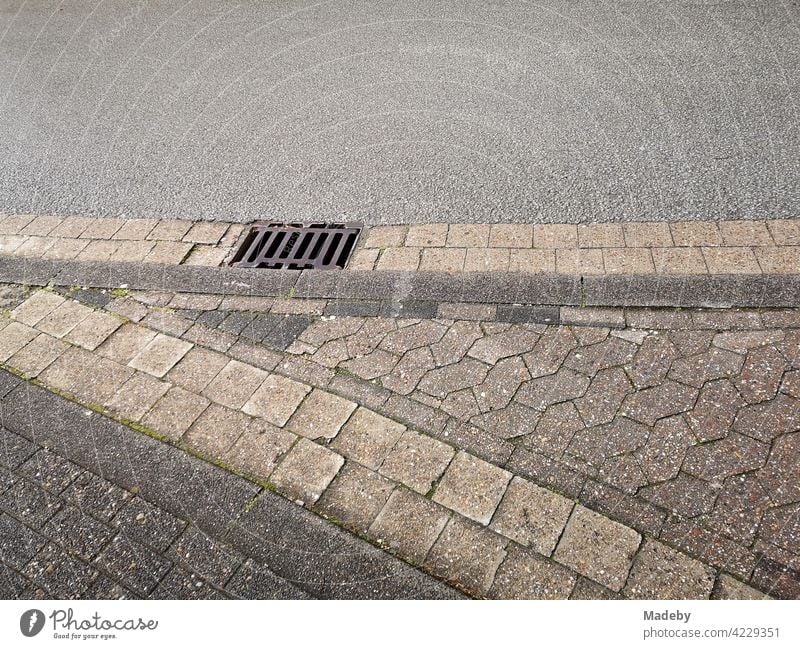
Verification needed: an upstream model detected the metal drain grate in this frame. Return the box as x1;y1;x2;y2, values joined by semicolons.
230;222;363;270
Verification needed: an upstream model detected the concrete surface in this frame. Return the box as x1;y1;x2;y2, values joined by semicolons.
1;1;798;224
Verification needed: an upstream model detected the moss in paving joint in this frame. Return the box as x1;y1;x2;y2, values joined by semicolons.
110;287;129;297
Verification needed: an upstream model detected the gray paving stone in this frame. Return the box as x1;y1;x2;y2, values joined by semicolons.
141;387;210;441
3;478;63;527
623;538;715;599
368;488;451;564
221;424;296;482
489;477;574;556
182;404;251;457
286;390;357;440
43;505;114;560
224;559;307;599
112;497;188;552
62;472;134;523
128;333;192;378
489;546;576;599
96;323;157;364
0;512;47;569
433;451;511;525
201;359;267;410
24;542;100;598
316;463;396;532
19;449;82;494
165;346;229;393
7;332;69;377
105;372;170;421
242;374;311;427
425;516;508;597
0;426;39;468
94;534;172;596
270;438;344;505
553;505;641;592
330;408;406;470
170;526;243;587
379;430;455;494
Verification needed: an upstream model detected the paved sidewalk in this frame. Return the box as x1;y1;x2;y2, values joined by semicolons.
1;283;795;599
0;369;460;599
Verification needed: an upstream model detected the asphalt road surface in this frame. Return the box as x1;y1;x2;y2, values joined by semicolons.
1;0;798;225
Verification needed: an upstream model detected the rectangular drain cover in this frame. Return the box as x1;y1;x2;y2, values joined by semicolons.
230;222;363;270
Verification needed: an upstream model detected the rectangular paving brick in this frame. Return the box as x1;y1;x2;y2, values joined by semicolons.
0;234;24;253
41;238;90;260
420;248;466;272
147;220;193;241
489;224;533;248
553;505;641;592
719;220;773;246
114;240;155;261
578;223;625;248
623;222;673;247
144;241;193;264
182;404;251;457
464;248;510;272
201;359;267;409
183;222;228;244
78;217;124;239
12;236;54;257
221;424;296;481
603;248;655;274
330;408;406;470
96;323;157;364
112;218;158;240
269;438;344;504
534;224;577;248
347;248;378;270
165;346;228;393
489;546;576;599
141;387;210;441
767;219;800;246
75;239;120;261
489;477;574;556
95;534;172;596
702;247;761;274
19;215;61;236
425;516;508;597
406;224;448;247
315;462;396;531
652;247;708;274
368;488;451;563
376;247;421;271
63;310;122;351
378;430;455;494
286;389;357;440
7;333;69;377
183;245;228;266
35;299;93;338
753;247;800;274
105;372;170;421
432;451;511;525
507;248;556;272
670;221;722;247
447;224;490;248
0;214;34;234
0;321;41;361
623;538;715;599
13;291;50;322
555;248;604;274
240;374;311;427
128;333;192;378
363;225;408;248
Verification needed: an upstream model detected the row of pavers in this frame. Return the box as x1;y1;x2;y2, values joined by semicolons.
2;214;799;274
103;288;800;599
0;288;771;599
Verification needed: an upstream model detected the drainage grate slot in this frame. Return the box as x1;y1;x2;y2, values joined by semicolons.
230;222;363;270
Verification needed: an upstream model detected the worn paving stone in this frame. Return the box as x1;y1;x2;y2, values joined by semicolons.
489;546;576;599
170;526;243;587
683;433;769;482
112;497;187;552
489;477;574;555
316;463;396;532
19;449;82;494
341;349;399;380
474;356;530;412
63;310;122;351
472;402;541;440
152;565;225;599
733;394;800;442
94;534;172;596
165;346;228;393
568;416;650;465
621;380;698;426
432;451;511;525
757;431;800;506
418;358;489;399
702;474;771;544
7;332;69;377
525;401;583;456
378;430;455;494
669;348;744;388
286;390;357;440
182;404;253;457
564;337;637;376
425;516;507;597
639;473;720;519
580;480;667;537
270;438;344;505
96;323;157;364
62;473;134;523
625;334;679;389
24;542;100;598
0;512;47;569
516;369;591;411
3;479;63;526
0;426;38;468
240;374;310;429
0;321;39;361
105;372;170;421
200;359;268;410
574;367;632;427
128;333;192;378
141;387;210;441
637;415;695;483
522;327;578;379
553;506;641;592
712;574;770;600
222;424;296;481
758;503;800;554
42;505;114;560
367;487;450;564
735;345;787;404
623;539;715;599
685;379;745;442
329;408;406;471
467;328;540;366
10;290;65;326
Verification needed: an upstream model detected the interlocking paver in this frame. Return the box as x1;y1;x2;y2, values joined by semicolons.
623;539;715;599
269;438;344;504
621;380;698;426
96;323;157;364
432;451;511;525
489;546;576;599
425;516;507;596
128;333;192;378
201;359;267;410
713;574;770;600
639;473;719;518
329;408;405;470
489;477;573;555
553;506;641;592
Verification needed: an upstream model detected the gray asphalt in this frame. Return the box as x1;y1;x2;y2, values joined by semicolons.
1;0;799;225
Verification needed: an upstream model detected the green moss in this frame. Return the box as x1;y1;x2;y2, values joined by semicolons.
111;288;130;297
